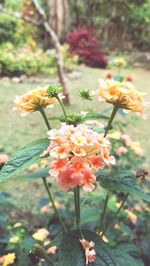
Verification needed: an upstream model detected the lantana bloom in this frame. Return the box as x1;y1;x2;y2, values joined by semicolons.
80;239;96;265
114;57;126;68
0;253;16;266
48;124;115;192
13;87;55;115
32;228;50;242
96;79;144;114
9;236;19;244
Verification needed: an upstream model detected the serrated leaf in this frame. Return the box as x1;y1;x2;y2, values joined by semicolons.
116;253;144;266
59;230;119;266
115;244;144;266
96;170;150;202
16;167;49;180
0;139;49;182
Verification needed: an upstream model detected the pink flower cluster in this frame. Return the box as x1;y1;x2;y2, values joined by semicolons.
48;124;115;192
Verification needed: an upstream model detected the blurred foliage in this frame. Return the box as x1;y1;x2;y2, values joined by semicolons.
0;42;77;76
0;13;17;43
68;0;150;50
1;0;150;51
0;42;56;76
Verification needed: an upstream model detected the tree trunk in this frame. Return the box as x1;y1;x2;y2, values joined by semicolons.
31;0;70;104
48;0;70;40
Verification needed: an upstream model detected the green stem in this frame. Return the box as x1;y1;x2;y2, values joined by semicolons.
56;95;68;122
74;187;80;229
74;186;84;238
33;244;55;265
39;107;51;130
97;105;119;236
98;193;109;235
42;177;68;233
101;194;129;237
104;105;119;137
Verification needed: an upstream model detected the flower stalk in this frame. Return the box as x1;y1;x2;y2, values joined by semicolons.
104;105;119;137
98;193;109;235
39;108;68;233
101;193;129;237
56;95;68;122
74;186;81;230
39;107;51;130
98;105;119;234
42;177;68;233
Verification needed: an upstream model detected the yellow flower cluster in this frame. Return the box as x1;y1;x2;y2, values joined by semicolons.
9;236;19;244
14;87;55;115
0;253;16;266
32;228;49;242
114;57;126;68
96;79;144;113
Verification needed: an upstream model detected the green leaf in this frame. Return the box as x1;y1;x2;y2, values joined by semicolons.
58;230;119;266
115;243;144;266
116;253;144;266
0;139;49;182
96;170;150;202
16;167;49;180
82;111;108;122
81;207;99;224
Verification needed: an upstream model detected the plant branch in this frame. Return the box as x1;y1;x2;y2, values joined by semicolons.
33;244;55;265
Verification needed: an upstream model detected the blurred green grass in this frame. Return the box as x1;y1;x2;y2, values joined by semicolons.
0;66;149;211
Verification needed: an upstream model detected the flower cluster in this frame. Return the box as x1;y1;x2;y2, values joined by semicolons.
32;228;50;242
14;87;55;115
80;239;96;265
0;253;16;266
48;124;115;192
114;57;126;68
96;79;144;113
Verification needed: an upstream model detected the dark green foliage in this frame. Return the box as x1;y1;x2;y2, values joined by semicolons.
59;230;118;266
96;170;150;202
0;14;17;43
0;139;49;182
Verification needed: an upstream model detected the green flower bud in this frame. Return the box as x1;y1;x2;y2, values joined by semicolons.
79;88;93;101
47;84;62;98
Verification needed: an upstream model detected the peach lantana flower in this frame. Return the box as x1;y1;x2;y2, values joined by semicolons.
48;124;115;192
80;239;96;265
96;79;145;114
9;236;19;244
32;228;49;242
114;57;126;68
0;253;16;266
13;87;55;115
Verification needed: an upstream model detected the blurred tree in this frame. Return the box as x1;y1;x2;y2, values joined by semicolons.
48;0;70;41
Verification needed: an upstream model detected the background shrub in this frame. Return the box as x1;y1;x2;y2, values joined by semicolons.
0;14;17;43
67;27;107;68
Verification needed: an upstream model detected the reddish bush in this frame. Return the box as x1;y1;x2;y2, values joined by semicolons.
67;27;107;68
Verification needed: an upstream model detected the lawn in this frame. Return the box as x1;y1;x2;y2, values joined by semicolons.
0;66;150;211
